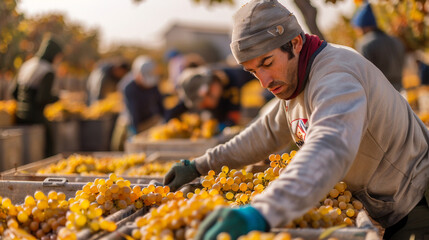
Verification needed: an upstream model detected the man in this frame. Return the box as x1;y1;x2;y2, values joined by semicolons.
165;65;254;129
86;59;130;105
352;2;406;92
163;0;429;240
11;34;63;157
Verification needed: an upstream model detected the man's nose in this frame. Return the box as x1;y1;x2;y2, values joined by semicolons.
256;71;272;89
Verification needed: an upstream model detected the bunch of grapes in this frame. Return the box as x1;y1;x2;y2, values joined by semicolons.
191;152;296;206
0;196;12;234
36;153;146;175
149;114;219;141
218;231;297;240
63;174;143;234
133;191;227;240
287;181;364;229
219;230;342;240
0;191;69;240
126;162;174;177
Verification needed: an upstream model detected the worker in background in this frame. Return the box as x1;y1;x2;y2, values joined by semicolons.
86;59;130;105
11;34;63;157
165;65;254;129
418;59;429;85
111;56;164;150
163;0;429;239
352;2;406;92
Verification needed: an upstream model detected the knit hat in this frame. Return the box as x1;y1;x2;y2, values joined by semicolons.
132;55;158;88
230;0;304;64
352;2;377;28
177;66;213;109
36;35;63;63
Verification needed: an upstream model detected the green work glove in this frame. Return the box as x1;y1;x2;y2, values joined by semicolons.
195;205;270;240
163;159;201;192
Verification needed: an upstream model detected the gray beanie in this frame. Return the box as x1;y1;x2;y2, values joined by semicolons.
177;66;213;109
230;0;304;64
132;55;158;88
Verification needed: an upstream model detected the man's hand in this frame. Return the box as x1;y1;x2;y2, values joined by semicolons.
195;206;269;240
163;159;201;191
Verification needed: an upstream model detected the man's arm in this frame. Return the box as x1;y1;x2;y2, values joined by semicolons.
194;99;292;175
251;72;367;228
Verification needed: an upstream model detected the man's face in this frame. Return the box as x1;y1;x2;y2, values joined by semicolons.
242;36;302;100
198;81;222;109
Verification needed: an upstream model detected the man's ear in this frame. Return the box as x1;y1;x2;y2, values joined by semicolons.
292;35;304;54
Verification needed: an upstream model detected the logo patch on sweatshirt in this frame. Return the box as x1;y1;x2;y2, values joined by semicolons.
291;118;308;147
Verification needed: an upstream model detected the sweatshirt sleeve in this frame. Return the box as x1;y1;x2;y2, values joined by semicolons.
251;72;367;228
194;99;292;175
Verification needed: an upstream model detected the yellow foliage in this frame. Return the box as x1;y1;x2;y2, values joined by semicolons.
44;92;123;121
0;100;16;115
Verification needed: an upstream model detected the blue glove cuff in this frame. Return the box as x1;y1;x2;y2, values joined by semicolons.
235;206;270;232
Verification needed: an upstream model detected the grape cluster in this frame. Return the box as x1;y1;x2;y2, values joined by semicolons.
287;181;363;229
219;231;340;240
44;92;122;121
36;153;146;175
134;191;227;240
61;173;165;236
0;191;68;240
192;152;296;206
0;173;184;239
126;161;174;177
149;113;219;140
130;151;366;240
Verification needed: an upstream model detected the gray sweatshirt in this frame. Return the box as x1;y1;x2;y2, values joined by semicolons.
194;43;429;228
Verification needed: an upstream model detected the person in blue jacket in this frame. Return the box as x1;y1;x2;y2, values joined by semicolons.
123;55;164;136
352;2;406;92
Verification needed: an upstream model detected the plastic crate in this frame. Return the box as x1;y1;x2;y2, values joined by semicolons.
48;120;80;154
79;115;117;152
0;129;23;171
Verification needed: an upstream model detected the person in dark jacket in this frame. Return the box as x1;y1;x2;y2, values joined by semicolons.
418;60;429;85
352;2;406;92
111;56;164;150
86;60;130;105
11;34;63;156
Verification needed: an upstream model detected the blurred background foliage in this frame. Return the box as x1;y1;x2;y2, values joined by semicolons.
1;0;428;81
